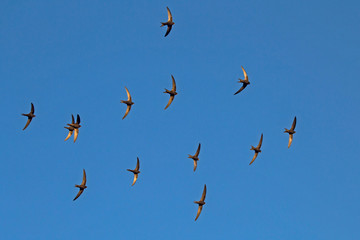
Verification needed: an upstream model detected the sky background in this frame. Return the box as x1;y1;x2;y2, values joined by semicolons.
1;0;359;239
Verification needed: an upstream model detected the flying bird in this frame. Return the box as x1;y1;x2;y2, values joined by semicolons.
64;114;75;141
67;114;81;142
73;169;87;201
127;157;140;186
284;116;297;148
120;87;134;119
249;133;263;165
164;75;177;109
234;66;250;95
161;7;174;37
22;103;35;130
194;184;207;221
188;143;201;172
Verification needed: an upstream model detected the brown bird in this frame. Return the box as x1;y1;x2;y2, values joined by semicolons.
249;133;263;165
22;103;35;130
164;75;177;109
161;7;174;37
67;114;81;142
64;114;75;141
120;87;134;120
127;157;140;186
234;66;250;95
73;169;87;201
284;116;297;148
194;184;207;221
188;143;201;172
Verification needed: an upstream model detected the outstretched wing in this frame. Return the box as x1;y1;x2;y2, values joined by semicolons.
288;134;293;148
76;114;81;124
195;143;201;157
201;184;207;201
81;169;87;185
71;114;75;124
193;160;197;172
22;118;32;130
64;130;73;141
135;157;140;171
164;95;174;110
132;174;138;186
30;103;35;114
73;189;84;201
122;105;132;119
234;84;246;95
257;133;263;148
165;25;172;37
171;75;176;91
241;66;248;80
291;116;297;130
249;152;258;165
73;128;79;143
125;87;132;101
166;7;172;21
195;205;203;221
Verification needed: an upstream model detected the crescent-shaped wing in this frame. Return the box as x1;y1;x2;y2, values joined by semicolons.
132;173;138;186
201;184;207;201
73;128;79;143
81;169;87;185
31;103;35;114
288;134;293;148
257;133;263;148
164;25;172;37
193;160;197;172
135;157;140;171
122;105;132;119
64;130;73;141
73;189;84;201
125;87;132;101
195;205;203;221
234;84;246;95
291;116;297;130
76;114;81;124
71;114;75;124
195;143;201;157
249;152;258;165
166;7;172;21
171;75;176;91
22;118;32;130
241;66;248;80
164;95;174;110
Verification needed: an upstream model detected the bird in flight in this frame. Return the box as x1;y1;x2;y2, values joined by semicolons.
249;133;263;165
121;87;134;120
284;116;297;148
22;103;35;130
164;75;177;109
234;66;250;95
188;143;201;172
73;169;87;201
67;114;81;142
194;184;207;221
64;114;75;141
161;7;174;37
127;157;140;186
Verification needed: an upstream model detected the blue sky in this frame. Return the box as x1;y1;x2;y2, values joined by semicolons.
1;0;359;239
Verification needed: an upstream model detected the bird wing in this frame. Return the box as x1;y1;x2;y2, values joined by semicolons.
288;134;293;148
125;87;132;101
64;130;73;141
132;174;138;186
193;160;197;172
201;184;207;201
249;152;258;165
166;7;172;21
31;103;35;114
164;95;174;110
257;133;263;148
291;116;297;130
135;157;140;171
241;66;248;80
73;128;79;142
234;84;246;95
71;114;75;124
164;25;172;37
171;75;176;91
76;114;81;124
81;169;87;185
73;189;84;201
122;105;132;119
195;143;201;157
22;118;32;130
195;205;203;221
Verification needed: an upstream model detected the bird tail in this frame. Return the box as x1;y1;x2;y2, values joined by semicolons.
160;22;166;27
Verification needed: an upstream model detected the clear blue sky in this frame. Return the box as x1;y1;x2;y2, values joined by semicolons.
1;1;359;239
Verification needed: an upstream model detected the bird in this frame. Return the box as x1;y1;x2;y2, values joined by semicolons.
161;7;174;37
249;133;263;165
164;75;177;109
67;114;81;142
194;184;207;221
120;87;134;120
234;66;250;95
64;114;75;141
73;169;87;201
127;157;140;186
21;103;35;130
188;143;201;172
284;116;297;148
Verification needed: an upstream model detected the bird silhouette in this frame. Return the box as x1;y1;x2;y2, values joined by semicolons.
22;103;35;130
234;66;250;95
249;133;263;165
161;7;174;37
73;169;87;201
120;87;134;119
127;157;140;186
284;116;297;148
194;184;207;221
164;75;177;109
188;143;201;172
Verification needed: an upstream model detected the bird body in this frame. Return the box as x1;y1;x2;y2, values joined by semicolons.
66;114;81;142
234;66;250;95
194;184;207;221
22;103;35;130
188;143;201;171
73;169;87;201
161;7;174;37
164;75;177;109
127;157;140;186
121;87;134;119
284;116;297;148
249;133;263;165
